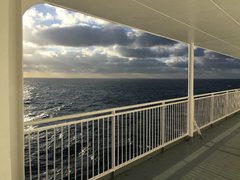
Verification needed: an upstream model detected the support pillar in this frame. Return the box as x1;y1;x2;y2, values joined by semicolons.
188;43;195;137
0;0;24;179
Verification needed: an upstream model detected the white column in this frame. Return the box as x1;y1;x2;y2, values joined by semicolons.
188;43;194;137
0;0;24;180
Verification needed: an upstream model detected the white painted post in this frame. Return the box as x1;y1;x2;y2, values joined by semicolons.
210;93;215;123
112;110;116;170
161;102;165;145
188;43;194;137
0;0;24;180
225;91;229;116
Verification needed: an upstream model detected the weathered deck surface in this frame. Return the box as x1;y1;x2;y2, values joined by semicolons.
115;113;240;180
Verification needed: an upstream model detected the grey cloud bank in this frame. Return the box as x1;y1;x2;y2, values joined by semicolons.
23;5;240;79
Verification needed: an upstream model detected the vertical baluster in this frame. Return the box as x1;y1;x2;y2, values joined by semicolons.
28;133;32;180
136;111;139;156
177;104;179;138
158;107;160;145
146;109;148;151
183;103;185;134
172;105;174;140
103;119;105;171
121;115;123;164
161;102;165;145
148;109;152;150
98;119;100;175
37;131;40;180
143;110;145;153
68;126;70;180
125;114;127;162
174;104;176;139
178;103;180;137
81;123;83;180
167;105;169;142
175;104;177;139
225;92;229;116
74;124;77;180
170;105;173;141
140;111;142;155
61;127;63;180
112;110;116;170
54;128;56;180
92;121;95;177
46;130;48;179
132;112;136;158
210;94;214;123
155;108;157;148
174;105;177;139
151;108;153;149
87;122;89;179
157;107;159;146
117;115;119;166
107;117;109;170
129;113;131;160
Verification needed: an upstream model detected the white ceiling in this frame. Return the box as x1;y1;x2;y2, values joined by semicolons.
45;0;240;59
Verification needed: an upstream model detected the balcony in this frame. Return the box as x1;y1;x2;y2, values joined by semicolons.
24;88;240;179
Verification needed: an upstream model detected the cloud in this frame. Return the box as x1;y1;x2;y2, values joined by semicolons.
135;33;177;47
116;47;170;58
32;25;135;47
195;48;205;57
53;6;109;27
22;3;240;79
23;50;166;74
195;51;240;70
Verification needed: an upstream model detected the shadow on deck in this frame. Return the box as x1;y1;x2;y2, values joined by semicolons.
112;113;240;180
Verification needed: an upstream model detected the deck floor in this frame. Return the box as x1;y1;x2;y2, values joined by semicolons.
114;113;240;180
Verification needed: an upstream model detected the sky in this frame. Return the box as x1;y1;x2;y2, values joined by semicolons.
23;4;240;79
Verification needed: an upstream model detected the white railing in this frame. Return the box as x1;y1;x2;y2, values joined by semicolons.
24;88;240;180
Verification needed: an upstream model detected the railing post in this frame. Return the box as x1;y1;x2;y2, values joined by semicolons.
225;91;229;116
235;90;238;112
188;43;195;137
112;110;116;170
210;93;214;123
161;102;165;145
237;90;240;110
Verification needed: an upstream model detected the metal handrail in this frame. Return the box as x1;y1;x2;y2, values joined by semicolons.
24;96;188;126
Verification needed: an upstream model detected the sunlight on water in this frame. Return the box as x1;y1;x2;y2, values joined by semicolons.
24;125;37;132
24;78;240;123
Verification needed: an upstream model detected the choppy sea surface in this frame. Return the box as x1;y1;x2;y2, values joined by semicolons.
24;78;240;122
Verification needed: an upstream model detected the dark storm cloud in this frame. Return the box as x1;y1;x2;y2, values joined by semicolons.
116;47;170;58
196;51;240;70
135;33;177;47
25;24;178;48
166;49;240;71
33;25;135;47
195;48;205;57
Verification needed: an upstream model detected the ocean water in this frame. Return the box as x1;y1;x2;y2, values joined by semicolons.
24;78;240;121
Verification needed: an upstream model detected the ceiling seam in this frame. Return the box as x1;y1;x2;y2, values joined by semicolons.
210;0;240;27
131;0;240;51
